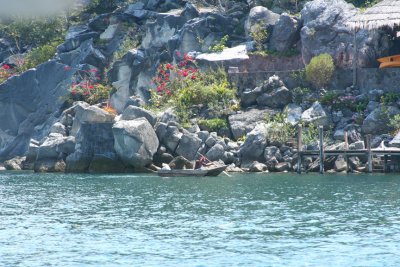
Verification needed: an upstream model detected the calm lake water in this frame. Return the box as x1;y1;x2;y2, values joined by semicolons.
1;172;400;267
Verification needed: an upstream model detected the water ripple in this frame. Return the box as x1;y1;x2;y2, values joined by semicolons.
0;172;400;266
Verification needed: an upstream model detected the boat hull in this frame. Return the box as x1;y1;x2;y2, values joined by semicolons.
158;165;227;177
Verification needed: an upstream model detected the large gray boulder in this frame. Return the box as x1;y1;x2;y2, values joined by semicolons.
301;101;331;127
175;133;202;161
228;108;276;140
245;6;280;38
239;123;268;163
37;134;75;160
113;118;159;168
66;122;122;173
362;106;399;134
257;87;292;109
76;105;115;124
389;131;400;148
158;123;182;153
109;49;147;112
286;104;302;125
256;75;292;109
121;105;157;126
206;143;225;162
270;13;301;52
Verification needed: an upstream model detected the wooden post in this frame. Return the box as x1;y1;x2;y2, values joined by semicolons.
319;126;324;174
366;134;372;173
344;131;349;173
384;155;388;173
297;124;303;174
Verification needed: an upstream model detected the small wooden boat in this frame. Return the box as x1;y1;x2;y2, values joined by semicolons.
158;164;227;177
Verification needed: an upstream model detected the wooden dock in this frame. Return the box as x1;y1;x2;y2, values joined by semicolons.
296;125;400;174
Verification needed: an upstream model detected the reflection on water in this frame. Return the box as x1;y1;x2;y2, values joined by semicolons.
1;172;400;266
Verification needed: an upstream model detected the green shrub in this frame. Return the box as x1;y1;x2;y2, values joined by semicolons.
380;93;399;105
305;53;335;89
198;118;228;132
265;109;296;144
250;23;268;51
301;122;332;146
292;86;311;105
0;17;66;52
209;35;229;53
148;55;237;123
19;41;60;71
389;114;400;132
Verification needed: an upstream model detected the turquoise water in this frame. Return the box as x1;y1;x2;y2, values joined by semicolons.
1;172;400;267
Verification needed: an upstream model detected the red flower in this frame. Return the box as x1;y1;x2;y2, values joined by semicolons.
165;63;173;70
182;70;189;77
184;54;193;61
191;75;196;80
71;91;77;95
176;51;181;57
3;64;10;70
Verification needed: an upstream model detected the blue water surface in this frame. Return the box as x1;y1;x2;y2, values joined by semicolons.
1;172;400;266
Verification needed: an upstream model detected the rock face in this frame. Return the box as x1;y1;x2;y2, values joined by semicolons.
255;75;292;109
121;105;157;126
0;60;76;161
301;102;331;127
175;133;202;161
362;106;399;134
245;6;280;38
228;108;275;140
113;118;159;168
239;123;268;164
300;0;389;69
270;13;301;52
66;122;123;173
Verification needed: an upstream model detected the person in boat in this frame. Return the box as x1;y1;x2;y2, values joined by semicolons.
195;155;208;169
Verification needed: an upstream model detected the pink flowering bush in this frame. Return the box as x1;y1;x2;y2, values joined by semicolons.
65;66;113;105
149;52;237;122
0;64;16;84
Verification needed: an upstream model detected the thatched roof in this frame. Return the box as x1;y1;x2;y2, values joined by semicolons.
349;0;400;30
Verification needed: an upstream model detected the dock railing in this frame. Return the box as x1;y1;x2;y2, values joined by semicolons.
296;126;400;174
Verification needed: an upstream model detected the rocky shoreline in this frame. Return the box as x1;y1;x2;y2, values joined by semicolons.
1;0;400;174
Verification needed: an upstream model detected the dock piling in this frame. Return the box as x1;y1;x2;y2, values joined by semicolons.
366;134;372;173
319;126;324;174
297;124;302;174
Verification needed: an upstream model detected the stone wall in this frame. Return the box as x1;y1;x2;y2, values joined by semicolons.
357;68;400;93
241;54;305;73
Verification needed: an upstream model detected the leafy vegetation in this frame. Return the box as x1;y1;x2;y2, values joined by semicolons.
19;41;61;71
389;114;400;132
265;109;296;144
250;23;269;51
148;54;237;123
198;118;228;132
67;67;113;105
0;64;15;84
305;53;335;89
0;17;66;52
209;35;229;53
